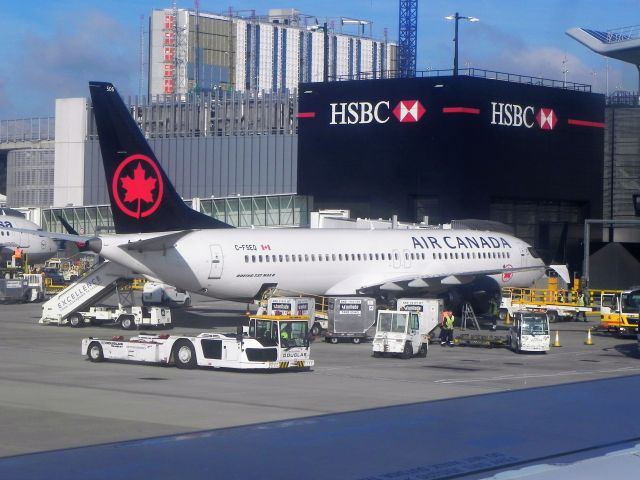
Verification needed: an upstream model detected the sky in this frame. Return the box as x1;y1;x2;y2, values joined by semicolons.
1;0;638;119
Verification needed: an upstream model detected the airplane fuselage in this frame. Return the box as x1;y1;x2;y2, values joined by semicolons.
0;215;58;264
98;228;546;301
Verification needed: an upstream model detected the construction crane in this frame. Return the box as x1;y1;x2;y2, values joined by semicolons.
398;0;418;78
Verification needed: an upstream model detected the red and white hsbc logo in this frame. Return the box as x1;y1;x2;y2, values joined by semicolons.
393;100;426;122
491;102;557;130
329;100;425;125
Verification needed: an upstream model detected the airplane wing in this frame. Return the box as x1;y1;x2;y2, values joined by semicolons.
325;265;543;296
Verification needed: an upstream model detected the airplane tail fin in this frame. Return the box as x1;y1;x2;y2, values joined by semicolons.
88;81;232;234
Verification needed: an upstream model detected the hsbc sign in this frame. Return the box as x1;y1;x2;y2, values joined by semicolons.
329;100;425;125
491;102;557;130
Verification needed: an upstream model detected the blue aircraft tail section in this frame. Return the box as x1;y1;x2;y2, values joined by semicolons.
88;81;232;234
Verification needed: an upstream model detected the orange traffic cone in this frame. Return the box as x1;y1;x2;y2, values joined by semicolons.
552;330;561;347
584;328;594;346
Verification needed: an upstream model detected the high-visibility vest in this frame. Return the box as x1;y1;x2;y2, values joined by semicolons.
14;248;22;259
445;315;454;330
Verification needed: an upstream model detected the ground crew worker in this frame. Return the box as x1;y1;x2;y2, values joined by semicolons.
576;292;587;322
441;311;455;346
280;323;290;342
489;296;499;331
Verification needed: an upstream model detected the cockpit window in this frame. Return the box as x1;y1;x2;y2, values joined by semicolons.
528;247;540;259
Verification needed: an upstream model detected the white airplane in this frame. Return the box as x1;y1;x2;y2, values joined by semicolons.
13;82;563;311
0;208;59;264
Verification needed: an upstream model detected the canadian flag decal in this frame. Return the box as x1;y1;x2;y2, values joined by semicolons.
393;100;426;123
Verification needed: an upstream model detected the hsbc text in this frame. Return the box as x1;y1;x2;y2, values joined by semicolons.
330;101;390;125
491;102;535;128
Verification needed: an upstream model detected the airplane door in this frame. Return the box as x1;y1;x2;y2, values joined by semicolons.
208;245;223;279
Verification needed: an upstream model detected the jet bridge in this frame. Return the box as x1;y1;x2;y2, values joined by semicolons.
40;260;135;325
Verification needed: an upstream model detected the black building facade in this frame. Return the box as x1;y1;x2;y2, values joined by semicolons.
298;75;605;265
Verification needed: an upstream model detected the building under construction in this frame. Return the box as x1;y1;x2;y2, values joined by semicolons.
149;7;398;96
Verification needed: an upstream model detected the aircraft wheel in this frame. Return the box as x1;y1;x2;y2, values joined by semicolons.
69;313;84;328
173;340;197;369
87;342;104;362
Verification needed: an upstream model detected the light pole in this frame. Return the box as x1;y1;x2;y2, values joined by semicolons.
445;12;479;76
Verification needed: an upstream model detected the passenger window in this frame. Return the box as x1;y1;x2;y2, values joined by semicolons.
298;255;303;262
357;254;361;261
311;254;315;261
259;255;263;262
244;255;249;263
265;256;270;262
285;255;289;262
332;254;336;261
279;255;283;262
251;255;256;262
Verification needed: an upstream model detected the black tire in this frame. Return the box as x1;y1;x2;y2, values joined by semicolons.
547;311;558;323
329;337;339;344
310;324;321;336
400;342;412;359
69;313;84;328
120;315;136;330
184;297;192;308
352;337;361;344
498;309;508;321
87;342;104;362
173;340;197;369
417;343;428;357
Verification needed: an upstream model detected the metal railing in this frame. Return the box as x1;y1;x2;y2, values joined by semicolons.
607;91;640;107
0;118;55;144
330;67;591;92
584;25;640;44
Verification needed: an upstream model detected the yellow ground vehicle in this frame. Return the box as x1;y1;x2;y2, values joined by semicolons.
598;289;640;336
500;288;592;323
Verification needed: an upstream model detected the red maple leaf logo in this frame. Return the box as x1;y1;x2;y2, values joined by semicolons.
112;154;164;219
121;162;157;204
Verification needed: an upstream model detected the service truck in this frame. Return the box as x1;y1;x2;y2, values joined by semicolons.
325;297;376;344
598;289;640;336
372;299;443;359
506;310;550;353
82;315;314;371
142;282;191;308
69;305;172;330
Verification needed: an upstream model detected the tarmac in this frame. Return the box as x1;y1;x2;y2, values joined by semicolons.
0;296;638;478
